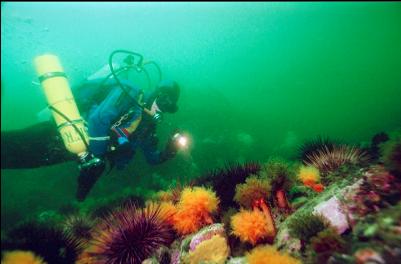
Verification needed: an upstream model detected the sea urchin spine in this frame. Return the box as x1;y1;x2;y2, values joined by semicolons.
84;202;174;264
305;145;368;174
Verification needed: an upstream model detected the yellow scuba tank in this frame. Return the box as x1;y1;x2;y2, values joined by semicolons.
34;54;89;158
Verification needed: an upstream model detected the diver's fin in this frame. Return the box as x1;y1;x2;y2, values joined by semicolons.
76;159;106;201
104;159;115;178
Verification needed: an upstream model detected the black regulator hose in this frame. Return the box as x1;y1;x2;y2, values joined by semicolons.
108;50;146;110
98;66;132;88
142;60;162;84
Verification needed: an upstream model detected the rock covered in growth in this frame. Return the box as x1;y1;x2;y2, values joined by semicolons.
188;223;226;252
184;235;229;264
178;223;230;264
313;196;349;234
275;228;302;256
341;165;401;226
354;248;386;264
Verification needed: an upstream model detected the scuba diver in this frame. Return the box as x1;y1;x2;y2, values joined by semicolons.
1;50;184;201
74;77;181;201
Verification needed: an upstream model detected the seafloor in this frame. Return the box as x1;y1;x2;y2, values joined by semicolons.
1;130;400;264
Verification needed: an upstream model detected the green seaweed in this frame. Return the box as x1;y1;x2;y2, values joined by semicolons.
287;211;331;244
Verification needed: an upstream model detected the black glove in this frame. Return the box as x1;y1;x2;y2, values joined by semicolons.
161;130;180;160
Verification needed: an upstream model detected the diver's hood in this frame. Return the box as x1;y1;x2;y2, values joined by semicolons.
144;80;180;113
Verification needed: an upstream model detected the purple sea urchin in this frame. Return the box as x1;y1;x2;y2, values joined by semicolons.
2;221;80;264
85;202;174;264
304;145;368;174
298;136;337;164
62;214;95;252
89;194;145;218
197;162;261;210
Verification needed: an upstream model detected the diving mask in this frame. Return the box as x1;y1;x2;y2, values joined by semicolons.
150;100;164;123
153;111;163;122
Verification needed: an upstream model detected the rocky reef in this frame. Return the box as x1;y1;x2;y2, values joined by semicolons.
2;132;401;264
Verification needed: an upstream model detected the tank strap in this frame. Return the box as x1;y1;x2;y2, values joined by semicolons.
56;118;86;130
38;71;67;83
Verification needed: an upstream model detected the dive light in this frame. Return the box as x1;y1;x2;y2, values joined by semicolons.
173;132;188;148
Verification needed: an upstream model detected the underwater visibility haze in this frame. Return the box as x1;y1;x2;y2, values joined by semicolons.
1;2;401;264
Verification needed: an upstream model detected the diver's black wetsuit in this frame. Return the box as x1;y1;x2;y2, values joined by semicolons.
1;79;152;170
1;121;75;169
0;95;163;170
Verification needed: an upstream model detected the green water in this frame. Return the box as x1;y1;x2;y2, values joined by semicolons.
1;2;401;231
